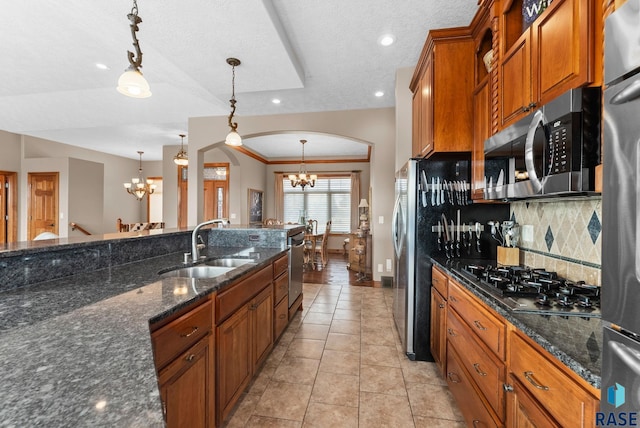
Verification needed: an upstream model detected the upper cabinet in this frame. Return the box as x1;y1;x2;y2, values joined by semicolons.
498;0;602;128
410;28;474;158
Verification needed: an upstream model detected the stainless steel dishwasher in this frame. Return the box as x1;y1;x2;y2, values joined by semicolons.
288;231;304;309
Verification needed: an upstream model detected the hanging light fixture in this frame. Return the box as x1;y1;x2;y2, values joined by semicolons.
124;151;156;200
173;134;188;166
289;140;317;190
117;0;152;98
225;58;242;146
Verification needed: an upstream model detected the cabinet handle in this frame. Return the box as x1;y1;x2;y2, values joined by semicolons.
447;328;457;337
439;303;445;309
180;326;199;338
473;363;487;377
279;314;287;319
522;105;530;113
527;102;537;109
472;420;485;428
447;372;461;383
185;354;195;362
473;320;487;331
503;383;514;392
449;296;458;303
523;371;549;391
249;304;258;311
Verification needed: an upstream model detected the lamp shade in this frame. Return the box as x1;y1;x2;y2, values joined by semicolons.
358;199;369;208
225;130;242;146
117;69;152;98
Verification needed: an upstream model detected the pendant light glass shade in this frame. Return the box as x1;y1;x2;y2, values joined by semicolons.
225;130;242;146
117;68;151;98
173;134;188;165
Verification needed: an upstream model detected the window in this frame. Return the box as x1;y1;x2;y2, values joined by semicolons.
282;176;351;233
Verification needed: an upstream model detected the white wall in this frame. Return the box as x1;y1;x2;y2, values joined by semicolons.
395;67;415;172
187;108;395;281
0;130;21;171
68;158;104;237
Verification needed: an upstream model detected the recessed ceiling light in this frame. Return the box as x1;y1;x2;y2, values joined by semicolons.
95;63;109;70
375;91;384;97
272;98;281;104
378;34;395;47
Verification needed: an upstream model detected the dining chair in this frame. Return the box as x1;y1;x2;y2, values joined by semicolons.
312;220;332;267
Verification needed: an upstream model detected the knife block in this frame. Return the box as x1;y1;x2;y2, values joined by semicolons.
497;247;520;266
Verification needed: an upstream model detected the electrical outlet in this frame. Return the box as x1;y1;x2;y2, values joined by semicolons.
522;225;534;242
230;213;236;219
377;264;383;273
378;216;384;224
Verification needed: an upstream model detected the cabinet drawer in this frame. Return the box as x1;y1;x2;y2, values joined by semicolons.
448;307;505;420
432;266;448;298
448;279;506;359
152;300;213;369
509;331;599;428
446;344;500;428
273;271;289;305
273;254;288;278
274;296;289;340
216;265;272;324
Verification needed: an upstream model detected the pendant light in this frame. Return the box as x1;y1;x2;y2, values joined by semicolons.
289;140;317;190
173;134;188;166
225;58;242;146
124;151;156;200
117;0;152;98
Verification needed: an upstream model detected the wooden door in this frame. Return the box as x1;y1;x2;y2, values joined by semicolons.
506;375;561;427
159;334;215;428
178;166;188;228
251;286;273;370
216;306;251;424
203;181;228;220
28;172;59;240
0;172;17;244
532;0;593;105
430;287;447;376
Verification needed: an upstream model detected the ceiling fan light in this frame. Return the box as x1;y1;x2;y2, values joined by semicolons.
117;69;151;98
225;130;242;146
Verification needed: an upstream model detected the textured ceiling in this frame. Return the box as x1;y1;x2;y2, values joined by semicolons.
0;0;477;160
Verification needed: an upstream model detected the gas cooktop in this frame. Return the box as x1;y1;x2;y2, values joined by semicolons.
457;264;601;318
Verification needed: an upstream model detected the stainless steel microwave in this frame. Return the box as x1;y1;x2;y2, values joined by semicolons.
482;87;601;201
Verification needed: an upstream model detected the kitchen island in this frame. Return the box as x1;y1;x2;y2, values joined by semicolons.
0;227;293;427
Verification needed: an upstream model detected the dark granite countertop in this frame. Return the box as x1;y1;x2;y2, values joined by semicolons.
0;245;288;427
431;257;602;390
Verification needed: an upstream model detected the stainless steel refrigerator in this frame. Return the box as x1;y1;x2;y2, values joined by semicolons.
391;157;508;361
601;0;640;415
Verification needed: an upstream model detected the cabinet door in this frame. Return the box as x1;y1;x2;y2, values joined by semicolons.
421;59;434;156
251;285;274;370
216;306;251;423
159;334;215;428
430;287;447;375
412;81;423;157
500;33;532;128
472;80;490;200
532;0;593;104
506;375;561;428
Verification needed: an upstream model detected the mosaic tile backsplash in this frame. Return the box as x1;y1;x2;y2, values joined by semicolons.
511;198;602;285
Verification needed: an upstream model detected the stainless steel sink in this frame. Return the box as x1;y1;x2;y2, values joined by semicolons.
205;258;253;268
160;265;234;279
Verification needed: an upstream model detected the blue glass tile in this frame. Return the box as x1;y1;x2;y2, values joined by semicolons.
588;211;601;244
545;226;554;251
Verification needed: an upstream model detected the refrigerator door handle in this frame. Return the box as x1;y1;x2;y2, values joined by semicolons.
609;340;640;376
392;195;405;257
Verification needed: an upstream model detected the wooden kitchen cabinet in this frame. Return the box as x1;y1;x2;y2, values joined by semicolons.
506;330;599;428
151;298;215;428
215;264;274;424
506;374;561;428
410;27;475;158
272;254;289;340
158;333;215;428
430;266;448;375
472;79;491;200
499;0;600;128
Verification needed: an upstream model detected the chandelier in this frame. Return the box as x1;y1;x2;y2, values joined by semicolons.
289;140;317;190
225;58;242;146
117;0;152;98
173;134;188;166
124;151;156;200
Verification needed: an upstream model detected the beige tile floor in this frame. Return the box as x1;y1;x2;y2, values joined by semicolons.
223;283;465;427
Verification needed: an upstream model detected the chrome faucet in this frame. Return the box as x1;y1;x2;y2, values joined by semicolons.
191;219;228;261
